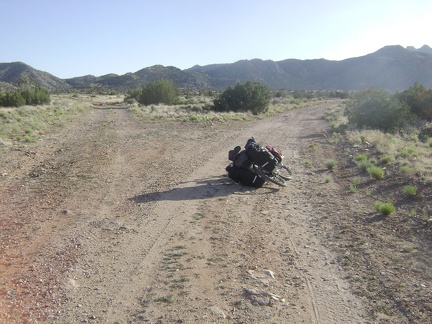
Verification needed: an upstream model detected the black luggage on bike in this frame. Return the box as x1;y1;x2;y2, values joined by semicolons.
226;163;265;188
245;143;277;173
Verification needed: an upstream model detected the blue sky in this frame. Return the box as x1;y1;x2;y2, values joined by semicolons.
1;0;430;78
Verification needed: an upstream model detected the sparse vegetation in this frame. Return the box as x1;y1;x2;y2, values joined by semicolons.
0;94;90;145
154;295;173;303
126;90;304;122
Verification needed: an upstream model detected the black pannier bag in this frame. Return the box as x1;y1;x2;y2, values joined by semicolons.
226;163;265;188
245;143;277;173
233;150;252;169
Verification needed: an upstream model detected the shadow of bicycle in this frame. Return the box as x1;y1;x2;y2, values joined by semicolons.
129;175;279;204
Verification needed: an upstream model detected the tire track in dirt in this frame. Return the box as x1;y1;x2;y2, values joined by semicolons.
232;105;366;323
103;104;368;323
44;108;250;322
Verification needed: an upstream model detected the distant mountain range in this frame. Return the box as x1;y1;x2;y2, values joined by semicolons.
1;45;432;92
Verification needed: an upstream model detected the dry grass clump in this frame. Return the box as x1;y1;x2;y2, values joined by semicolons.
128;94;311;122
347;129;432;180
0;94;92;147
325;103;349;133
269;96;309;114
129;103;252;123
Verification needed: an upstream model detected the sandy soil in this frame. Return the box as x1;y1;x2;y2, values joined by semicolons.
0;101;430;323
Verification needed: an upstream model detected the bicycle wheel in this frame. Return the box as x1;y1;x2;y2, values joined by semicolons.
253;165;287;187
277;164;293;180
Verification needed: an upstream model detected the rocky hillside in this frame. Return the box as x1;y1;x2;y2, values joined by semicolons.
0;62;70;92
1;45;431;92
186;45;432;91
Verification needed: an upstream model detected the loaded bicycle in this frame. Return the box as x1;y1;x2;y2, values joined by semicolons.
226;137;293;188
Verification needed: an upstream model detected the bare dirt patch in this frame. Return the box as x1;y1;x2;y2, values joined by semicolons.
0;101;430;323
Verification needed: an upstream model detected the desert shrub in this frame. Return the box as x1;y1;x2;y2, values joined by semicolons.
367;165;384;179
418;123;432;142
357;159;372;172
0;91;26;107
20;86;51;105
138;79;180;105
325;159;337;170
355;154;368;162
0;86;50;107
399;165;416;176
403;185;417;196
380;155;393;165
345;88;411;132
396;83;432;121
124;88;141;103
213;81;271;114
396;148;418;159
329;132;343;143
374;201;396;215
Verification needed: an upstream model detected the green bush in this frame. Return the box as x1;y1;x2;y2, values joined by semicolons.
375;201;395;215
21;87;51;105
0;91;25;107
137;79;180;105
418;123;432;142
399;165;416;176
380;155;393;165
345;88;411;132
367;165;385;179
355;154;368;162
357;159;372;172
396;83;432;122
213;81;271;114
0;86;50;107
403;185;417;196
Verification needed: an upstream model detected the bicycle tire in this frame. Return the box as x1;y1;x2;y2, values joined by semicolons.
278;164;293;180
253;165;287;187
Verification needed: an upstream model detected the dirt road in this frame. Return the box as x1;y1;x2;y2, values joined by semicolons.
2;102;368;323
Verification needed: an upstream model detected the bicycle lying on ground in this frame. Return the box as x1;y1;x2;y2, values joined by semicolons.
250;155;293;187
227;137;293;188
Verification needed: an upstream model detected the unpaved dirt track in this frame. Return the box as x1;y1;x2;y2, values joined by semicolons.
1;103;368;323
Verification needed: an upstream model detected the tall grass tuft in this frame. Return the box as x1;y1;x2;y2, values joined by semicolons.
403;185;417;197
325;159;337;170
367;165;384;179
379;155;393;165
357;160;372;172
355;154;368;162
374;201;396;215
349;177;360;193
